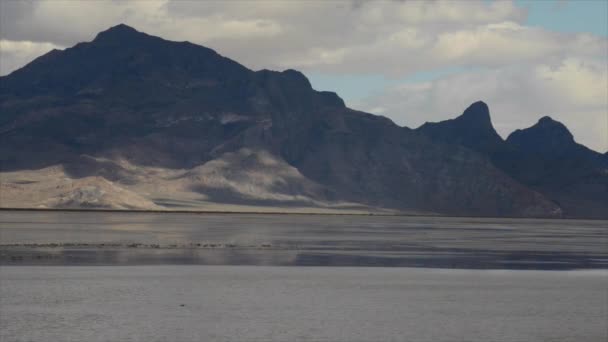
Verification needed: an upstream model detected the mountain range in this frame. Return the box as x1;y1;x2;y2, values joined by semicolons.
1;24;606;218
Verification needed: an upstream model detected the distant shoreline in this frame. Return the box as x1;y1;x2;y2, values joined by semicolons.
0;207;605;221
0;206;407;217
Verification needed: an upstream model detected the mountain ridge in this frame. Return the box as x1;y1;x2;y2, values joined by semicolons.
2;24;602;217
417;105;607;218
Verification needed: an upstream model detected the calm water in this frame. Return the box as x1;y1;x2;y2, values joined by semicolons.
1;211;607;341
1;211;607;269
1;266;606;342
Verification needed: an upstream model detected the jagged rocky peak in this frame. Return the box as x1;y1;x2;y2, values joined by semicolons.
418;100;495;131
256;68;312;90
253;68;346;110
278;69;345;108
416;100;503;152
459;101;494;129
507;116;575;150
536;116;574;140
281;69;312;88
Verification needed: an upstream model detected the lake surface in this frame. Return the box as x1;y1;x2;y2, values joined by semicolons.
1;211;607;341
1;266;606;342
1;211;607;269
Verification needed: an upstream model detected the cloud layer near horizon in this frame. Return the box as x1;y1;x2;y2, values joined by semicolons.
1;0;606;151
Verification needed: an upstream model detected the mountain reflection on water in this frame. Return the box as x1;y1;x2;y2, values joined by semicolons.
1;211;606;269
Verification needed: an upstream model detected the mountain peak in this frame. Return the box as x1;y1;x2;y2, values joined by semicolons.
416;101;504;154
282;69;312;87
93;24;145;43
530;116;573;142
107;23;137;32
536;116;567;129
507;116;574;151
450;100;498;137
460;101;491;124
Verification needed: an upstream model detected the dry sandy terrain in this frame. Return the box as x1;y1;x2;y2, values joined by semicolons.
0;149;408;214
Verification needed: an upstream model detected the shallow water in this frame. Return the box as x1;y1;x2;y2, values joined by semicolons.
1;212;607;341
1;211;607;269
1;266;606;342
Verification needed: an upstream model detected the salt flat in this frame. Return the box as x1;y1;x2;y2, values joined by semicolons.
1;212;607;341
1;266;606;342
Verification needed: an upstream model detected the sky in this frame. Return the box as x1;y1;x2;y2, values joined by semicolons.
1;0;606;152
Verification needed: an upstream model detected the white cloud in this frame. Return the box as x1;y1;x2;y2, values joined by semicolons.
0;0;534;74
355;58;608;152
282;21;606;76
536;58;608;106
0;40;62;75
0;0;604;76
0;0;605;151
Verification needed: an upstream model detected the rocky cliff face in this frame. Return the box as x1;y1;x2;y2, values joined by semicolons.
0;24;575;217
505;117;608;218
417;101;505;156
417;106;607;218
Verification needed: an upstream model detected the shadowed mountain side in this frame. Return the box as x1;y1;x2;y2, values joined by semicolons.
417;101;505;156
0;24;570;217
278;108;559;217
505;117;608;218
417;104;608;218
506;116;608;184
